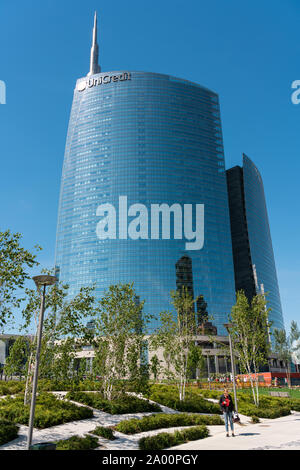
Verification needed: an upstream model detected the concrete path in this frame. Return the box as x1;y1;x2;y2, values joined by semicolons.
170;411;300;450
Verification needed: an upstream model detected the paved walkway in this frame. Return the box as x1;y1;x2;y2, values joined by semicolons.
170;411;300;450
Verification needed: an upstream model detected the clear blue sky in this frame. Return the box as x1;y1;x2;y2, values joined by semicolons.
0;0;299;333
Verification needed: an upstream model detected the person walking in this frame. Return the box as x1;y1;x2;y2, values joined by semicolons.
219;388;235;437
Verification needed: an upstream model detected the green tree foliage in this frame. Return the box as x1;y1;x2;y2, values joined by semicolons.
228;290;271;406
273;323;300;386
290;321;300;341
22;276;96;403
150;286;202;401
290;321;300;373
0;230;41;328
92;283;152;400
149;354;161;382
187;342;205;379
3;336;30;378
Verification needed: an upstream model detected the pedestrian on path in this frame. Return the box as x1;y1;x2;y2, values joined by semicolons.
219;388;235;437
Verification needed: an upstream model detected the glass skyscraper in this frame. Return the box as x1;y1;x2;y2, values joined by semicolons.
55;14;237;334
227;154;285;335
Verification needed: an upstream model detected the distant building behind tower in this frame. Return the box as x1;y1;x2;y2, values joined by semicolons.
226;154;285;335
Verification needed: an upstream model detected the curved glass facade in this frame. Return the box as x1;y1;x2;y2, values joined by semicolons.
243;154;284;333
55;71;236;334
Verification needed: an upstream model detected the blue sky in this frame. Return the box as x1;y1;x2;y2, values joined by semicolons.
0;0;299;333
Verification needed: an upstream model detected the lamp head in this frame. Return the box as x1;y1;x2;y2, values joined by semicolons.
32;275;57;290
224;323;233;331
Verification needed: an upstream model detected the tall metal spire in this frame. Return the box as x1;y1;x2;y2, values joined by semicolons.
88;12;101;76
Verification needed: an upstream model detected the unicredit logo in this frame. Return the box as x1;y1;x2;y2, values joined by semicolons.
77;72;131;91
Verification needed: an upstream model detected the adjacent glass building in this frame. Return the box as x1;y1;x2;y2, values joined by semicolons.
226;154;285;334
55;14;236;334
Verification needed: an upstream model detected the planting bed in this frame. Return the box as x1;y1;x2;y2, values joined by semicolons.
0;393;93;428
139;425;209;450
115;412;223;434
148;385;221;414
66;391;161;414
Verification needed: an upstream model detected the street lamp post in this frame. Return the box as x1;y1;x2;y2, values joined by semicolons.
224;323;238;414
27;275;56;450
205;352;211;390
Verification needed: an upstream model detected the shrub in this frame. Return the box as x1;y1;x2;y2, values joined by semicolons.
139;425;209;450
56;435;99;450
115;413;223;434
38;380;73;392
65;391;96;407
0;419;19;445
236;393;291;418
0;393;93;428
148;385;221;414
284;399;300;412
0;381;25;396
91;426;116;440
196;389;221;400
238;404;290;419
66;391;161;414
38;379;103;392
251;416;260;423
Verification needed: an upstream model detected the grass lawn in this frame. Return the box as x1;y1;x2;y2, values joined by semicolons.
195;387;300;417
250;387;300;399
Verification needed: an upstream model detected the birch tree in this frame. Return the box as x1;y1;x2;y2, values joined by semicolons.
228;291;271;407
273;322;299;387
3;336;30;379
21;277;96;402
149;354;161;382
92;283;152;400
290;321;300;373
150;286;199;401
